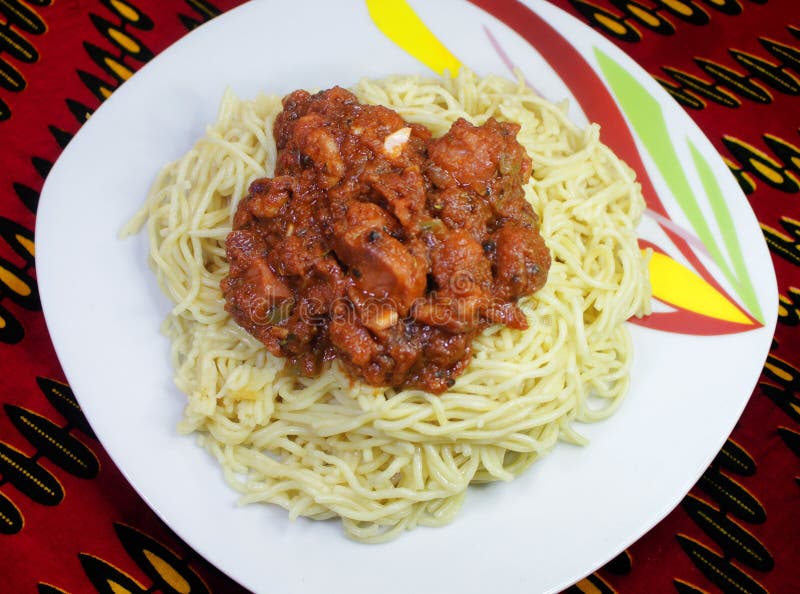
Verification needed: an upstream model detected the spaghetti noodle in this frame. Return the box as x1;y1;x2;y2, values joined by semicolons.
124;71;651;542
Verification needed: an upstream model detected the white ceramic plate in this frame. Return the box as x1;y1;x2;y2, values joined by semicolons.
36;1;777;592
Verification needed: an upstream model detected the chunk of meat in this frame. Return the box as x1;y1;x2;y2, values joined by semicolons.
412;231;492;333
492;223;551;299
414;329;473;392
221;230;293;352
288;113;345;188
223;231;290;302
431;230;492;298
243;176;295;220
366;166;427;228
334;202;426;315
345;103;408;155
427;118;531;194
432;186;492;242
329;304;380;368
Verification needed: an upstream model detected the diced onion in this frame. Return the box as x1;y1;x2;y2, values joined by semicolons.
383;127;411;157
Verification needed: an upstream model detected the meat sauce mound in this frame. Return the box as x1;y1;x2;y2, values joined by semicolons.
222;87;551;393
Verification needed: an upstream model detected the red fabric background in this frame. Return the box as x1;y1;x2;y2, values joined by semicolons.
0;1;797;592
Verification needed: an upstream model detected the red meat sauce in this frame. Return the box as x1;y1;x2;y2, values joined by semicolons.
221;87;550;394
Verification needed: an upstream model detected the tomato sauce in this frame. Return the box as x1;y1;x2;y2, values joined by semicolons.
222;87;550;393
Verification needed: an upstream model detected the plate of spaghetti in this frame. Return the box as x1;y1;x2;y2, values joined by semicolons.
36;1;777;593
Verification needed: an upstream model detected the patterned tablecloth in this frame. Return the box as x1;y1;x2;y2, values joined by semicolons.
1;1;797;592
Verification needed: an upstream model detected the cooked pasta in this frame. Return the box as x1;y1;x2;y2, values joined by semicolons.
123;70;651;542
